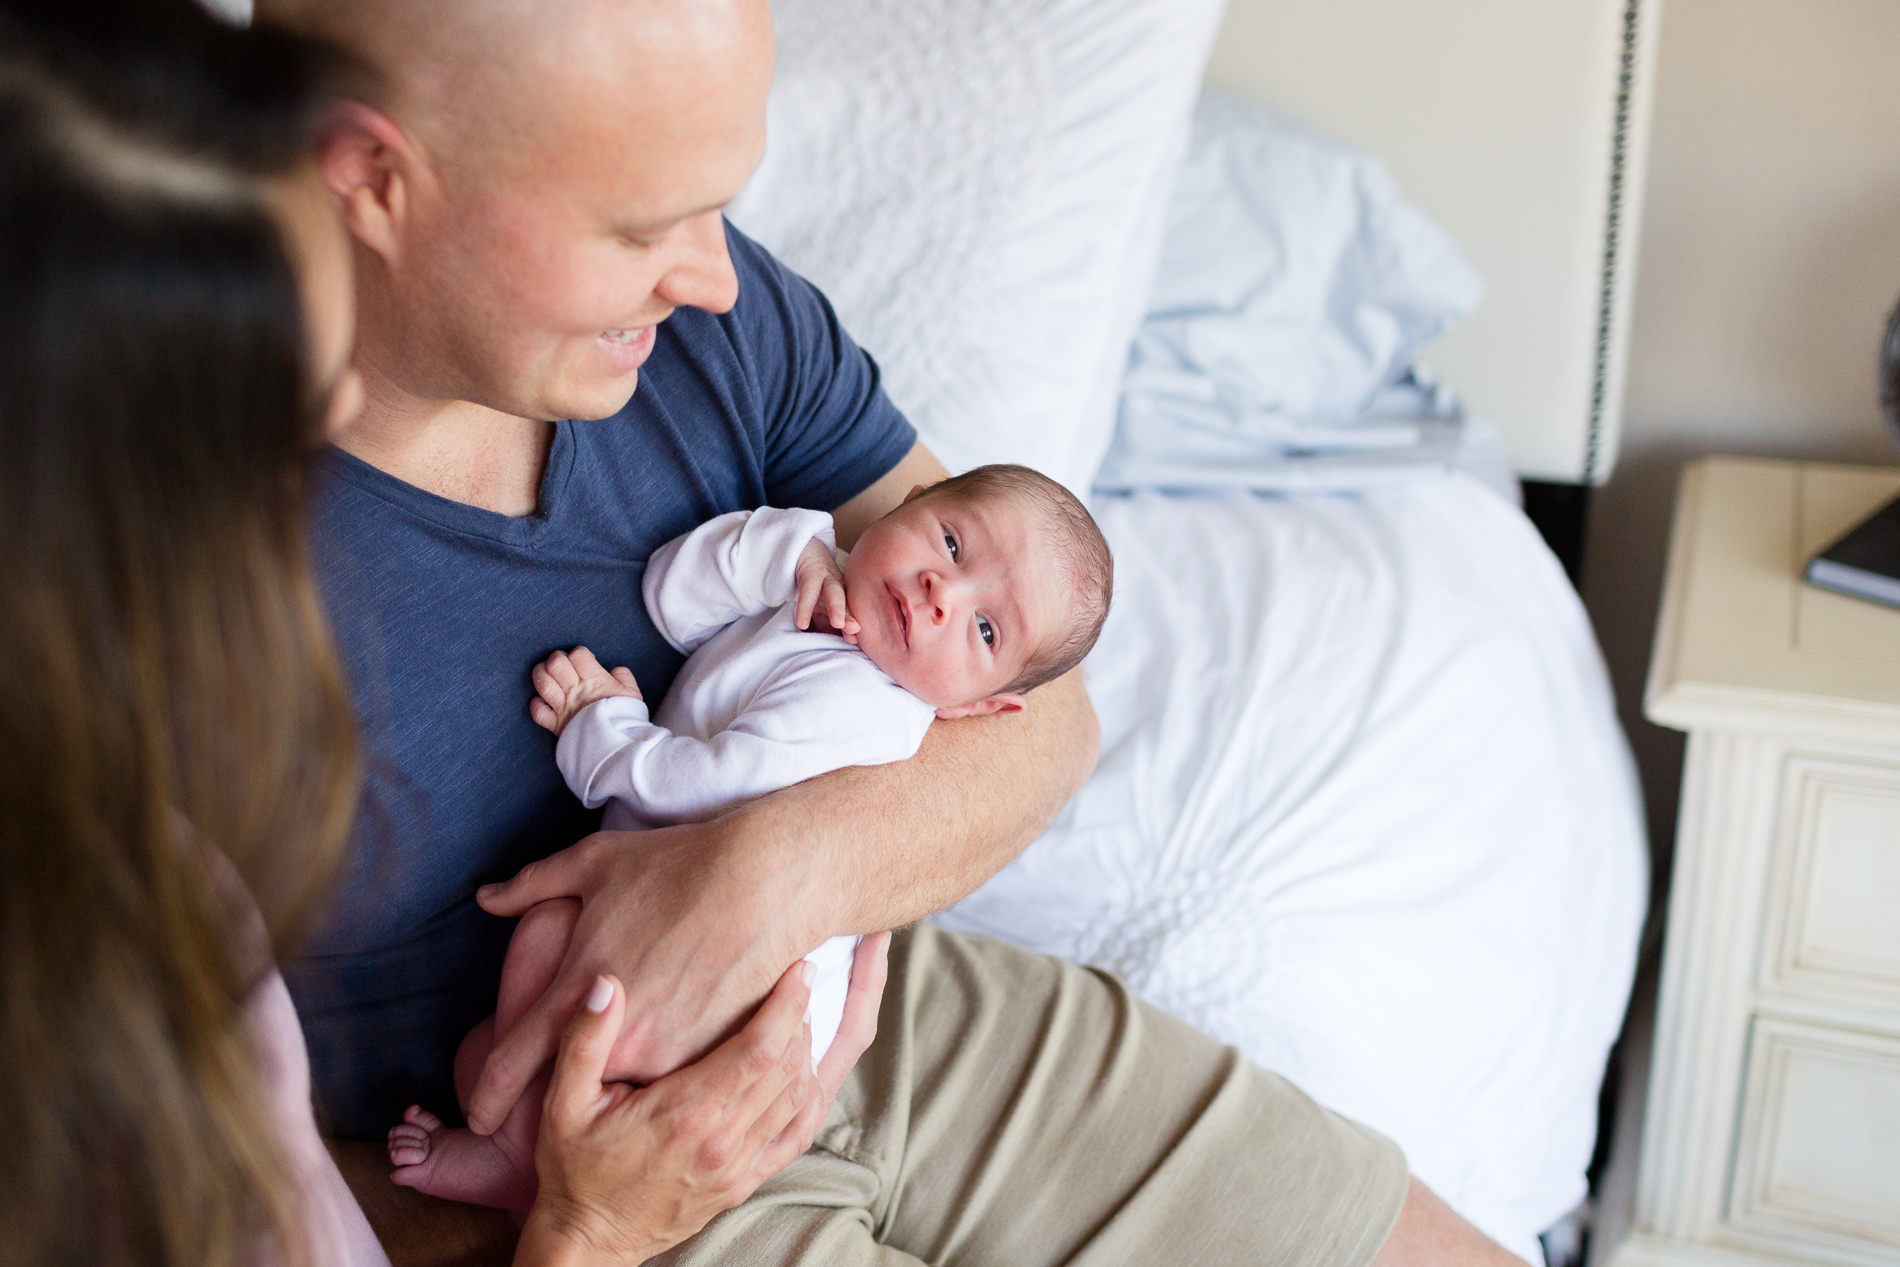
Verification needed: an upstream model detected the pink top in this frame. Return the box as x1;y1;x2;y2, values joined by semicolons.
245;971;393;1267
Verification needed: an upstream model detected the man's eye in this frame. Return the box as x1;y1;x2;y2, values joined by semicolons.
978;616;995;648
943;532;959;561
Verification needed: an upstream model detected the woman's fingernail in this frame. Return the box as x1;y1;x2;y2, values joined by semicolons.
800;961;816;987
476;884;497;900
585;975;614;1013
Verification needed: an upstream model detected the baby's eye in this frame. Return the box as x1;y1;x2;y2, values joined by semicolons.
943;531;959;562
977;616;995;648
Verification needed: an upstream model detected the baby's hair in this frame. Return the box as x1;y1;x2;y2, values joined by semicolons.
913;464;1112;696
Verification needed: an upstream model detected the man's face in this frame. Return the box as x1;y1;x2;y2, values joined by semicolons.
843;492;1062;709
368;0;773;422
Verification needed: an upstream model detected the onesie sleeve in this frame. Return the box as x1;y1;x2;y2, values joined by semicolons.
641;507;838;655
554;654;935;826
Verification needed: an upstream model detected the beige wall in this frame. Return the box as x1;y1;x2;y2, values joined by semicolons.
1583;0;1900;858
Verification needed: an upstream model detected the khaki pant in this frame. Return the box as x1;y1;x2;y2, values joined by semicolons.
657;924;1408;1266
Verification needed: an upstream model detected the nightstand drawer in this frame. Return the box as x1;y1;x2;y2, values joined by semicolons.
1617;461;1900;1267
1728;1017;1900;1264
1766;753;1900;1006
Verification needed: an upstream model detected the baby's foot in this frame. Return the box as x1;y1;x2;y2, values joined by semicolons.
386;1105;538;1213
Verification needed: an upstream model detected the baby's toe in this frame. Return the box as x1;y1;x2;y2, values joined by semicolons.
403;1104;444;1131
387;1125;432;1167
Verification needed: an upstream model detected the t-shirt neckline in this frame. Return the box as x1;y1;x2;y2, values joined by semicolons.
321;419;579;547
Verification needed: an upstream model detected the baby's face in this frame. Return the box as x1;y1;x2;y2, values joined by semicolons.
843;489;1063;713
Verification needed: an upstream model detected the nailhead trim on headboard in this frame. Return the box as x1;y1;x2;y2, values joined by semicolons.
1586;0;1642;485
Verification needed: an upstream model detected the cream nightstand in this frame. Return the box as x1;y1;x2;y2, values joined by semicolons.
1610;457;1900;1267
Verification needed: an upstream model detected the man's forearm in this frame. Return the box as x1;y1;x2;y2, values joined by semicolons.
724;664;1099;934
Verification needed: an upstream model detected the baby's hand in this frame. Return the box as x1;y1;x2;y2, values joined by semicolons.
530;647;642;737
794;537;860;643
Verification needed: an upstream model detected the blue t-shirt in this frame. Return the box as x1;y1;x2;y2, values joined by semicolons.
289;223;916;1138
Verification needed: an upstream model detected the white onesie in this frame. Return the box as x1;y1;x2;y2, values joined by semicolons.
555;506;936;1062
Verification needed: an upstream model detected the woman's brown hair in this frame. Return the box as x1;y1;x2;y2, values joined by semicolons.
0;5;360;1263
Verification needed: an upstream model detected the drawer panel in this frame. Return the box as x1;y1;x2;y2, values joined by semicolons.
1768;754;1900;1005
1728;1017;1900;1261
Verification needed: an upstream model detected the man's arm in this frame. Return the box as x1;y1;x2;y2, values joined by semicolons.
729;666;1097;928
826;441;950;551
465;443;1101;1132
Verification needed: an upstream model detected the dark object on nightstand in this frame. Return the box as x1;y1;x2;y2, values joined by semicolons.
1806;492;1900;607
1802;294;1900;607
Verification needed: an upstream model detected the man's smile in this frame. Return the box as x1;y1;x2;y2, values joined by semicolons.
597;324;657;372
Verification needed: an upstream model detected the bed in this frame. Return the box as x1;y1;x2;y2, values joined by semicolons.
728;2;1653;1264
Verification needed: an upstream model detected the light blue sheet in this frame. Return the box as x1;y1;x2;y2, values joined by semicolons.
1094;91;1516;502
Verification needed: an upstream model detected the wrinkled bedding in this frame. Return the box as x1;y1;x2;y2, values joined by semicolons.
936;477;1646;1263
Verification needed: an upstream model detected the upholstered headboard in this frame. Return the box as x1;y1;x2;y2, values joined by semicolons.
1204;0;1660;485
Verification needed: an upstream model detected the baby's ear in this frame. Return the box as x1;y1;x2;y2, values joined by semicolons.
935;693;1027;720
903;483;927;503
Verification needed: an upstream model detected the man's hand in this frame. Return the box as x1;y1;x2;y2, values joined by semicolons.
530;646;642;737
466;818;849;1135
794;538;858;642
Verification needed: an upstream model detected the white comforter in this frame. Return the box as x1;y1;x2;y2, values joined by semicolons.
936;476;1646;1264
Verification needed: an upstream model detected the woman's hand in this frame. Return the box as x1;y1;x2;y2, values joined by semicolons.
517;962;811;1264
514;933;890;1265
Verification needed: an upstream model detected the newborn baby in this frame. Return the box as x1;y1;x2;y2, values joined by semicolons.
388;464;1113;1211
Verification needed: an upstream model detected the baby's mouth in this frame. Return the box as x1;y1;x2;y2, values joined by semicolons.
888;585;910;647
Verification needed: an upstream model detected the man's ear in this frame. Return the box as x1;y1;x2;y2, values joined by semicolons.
317;101;422;266
934;693;1027;720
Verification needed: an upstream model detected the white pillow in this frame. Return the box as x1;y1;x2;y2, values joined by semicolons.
727;0;1227;497
1129;90;1485;423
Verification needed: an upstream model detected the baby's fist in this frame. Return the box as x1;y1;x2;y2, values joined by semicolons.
795;538;859;640
530;646;642;736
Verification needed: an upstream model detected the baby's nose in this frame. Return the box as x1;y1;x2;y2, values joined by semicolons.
922;571;955;623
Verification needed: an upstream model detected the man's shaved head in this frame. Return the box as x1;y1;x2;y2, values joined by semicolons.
264;0;765;173
260;0;774;423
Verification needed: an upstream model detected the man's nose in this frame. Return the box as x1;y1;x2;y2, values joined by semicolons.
653;210;741;315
